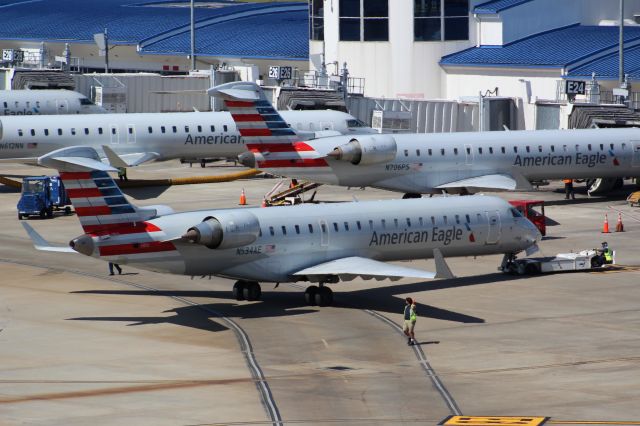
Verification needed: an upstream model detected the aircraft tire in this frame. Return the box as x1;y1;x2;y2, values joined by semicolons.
315;287;333;307
46;207;54;218
17;213;23;220
243;282;261;301
304;286;318;306
524;263;539;275
591;256;604;268
233;281;246;301
39;209;46;219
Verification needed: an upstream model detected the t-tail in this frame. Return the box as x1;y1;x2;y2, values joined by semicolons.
208;82;329;170
35;146;175;260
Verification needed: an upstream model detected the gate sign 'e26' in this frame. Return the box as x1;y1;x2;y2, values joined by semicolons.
268;66;292;80
565;80;586;95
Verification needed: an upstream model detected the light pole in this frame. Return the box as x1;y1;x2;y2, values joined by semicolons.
190;0;196;70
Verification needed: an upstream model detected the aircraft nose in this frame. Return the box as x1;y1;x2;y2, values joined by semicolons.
522;218;542;246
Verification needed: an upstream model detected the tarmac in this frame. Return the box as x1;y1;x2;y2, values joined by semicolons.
1;160;639;426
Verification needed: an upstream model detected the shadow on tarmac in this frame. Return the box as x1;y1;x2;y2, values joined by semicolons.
65;271;535;331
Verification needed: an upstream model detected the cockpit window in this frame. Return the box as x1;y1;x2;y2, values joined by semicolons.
510;207;523;218
346;119;366;128
79;98;94;106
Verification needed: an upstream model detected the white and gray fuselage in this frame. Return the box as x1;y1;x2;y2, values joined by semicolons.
0;90;106;115
0;109;371;163
82;196;540;282
277;127;640;194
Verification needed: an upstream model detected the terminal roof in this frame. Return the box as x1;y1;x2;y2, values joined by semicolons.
441;25;640;79
474;0;535;14
0;0;308;60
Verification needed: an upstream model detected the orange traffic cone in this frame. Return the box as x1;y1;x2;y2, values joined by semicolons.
239;189;247;206
602;213;610;233
615;213;624;232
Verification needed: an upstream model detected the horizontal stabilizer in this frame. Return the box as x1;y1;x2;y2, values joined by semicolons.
436;173;532;191
293;256;436;282
21;222;76;253
102;145;160;167
207;82;261;101
38;146;116;173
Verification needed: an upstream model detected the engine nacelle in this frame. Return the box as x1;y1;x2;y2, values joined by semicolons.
182;211;260;249
328;135;397;166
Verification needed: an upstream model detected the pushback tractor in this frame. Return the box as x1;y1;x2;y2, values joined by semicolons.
17;176;72;219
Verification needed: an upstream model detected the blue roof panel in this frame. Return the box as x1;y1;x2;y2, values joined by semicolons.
441;25;640;68
0;0;308;59
568;44;640;80
474;0;534;14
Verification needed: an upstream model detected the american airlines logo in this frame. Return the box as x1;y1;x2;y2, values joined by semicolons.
184;134;243;145
369;226;464;247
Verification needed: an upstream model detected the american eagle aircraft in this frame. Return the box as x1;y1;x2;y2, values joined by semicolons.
0;89;106;115
211;82;640;197
0;108;372;167
23;146;540;306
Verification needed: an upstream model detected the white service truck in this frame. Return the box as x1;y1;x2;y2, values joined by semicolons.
502;249;613;275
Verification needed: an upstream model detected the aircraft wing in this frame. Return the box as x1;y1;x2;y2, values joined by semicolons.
102;145;160;167
293;256;436;282
435;173;533;191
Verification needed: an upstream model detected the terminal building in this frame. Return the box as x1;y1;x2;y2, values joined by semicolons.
1;0;640;130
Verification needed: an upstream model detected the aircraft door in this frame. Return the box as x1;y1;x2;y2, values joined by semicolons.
485;210;501;245
109;125;119;144
465;144;473;165
126;125;136;144
632;141;640;167
56;99;69;114
319;220;329;247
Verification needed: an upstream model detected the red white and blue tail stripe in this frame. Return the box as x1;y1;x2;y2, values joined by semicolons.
209;82;329;170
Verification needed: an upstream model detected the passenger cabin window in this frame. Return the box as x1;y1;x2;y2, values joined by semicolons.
465;214;470;223
172;126;177;133
406;218;411;226
321;223;327;233
308;224;314;233
344;221;349;231
454;148;458;155
427;149;433;156
185;126;189;133
98;128;103;135
269;226;274;236
575;144;579;152
210;125;215;132
550;145;555;152
441;148;445;156
466;147;471;155
369;220;374;230
356;221;362;230
455;214;460;224
57;129;62;136
197;125;202;132
394;218;399;228
44;129;49;136
404;149;409;157
333;223;339;232
478;147;483;154
223;125;228;132
416;149;421;156
71;128;76;136
281;226;287;235
489;147;493;154
526;146;530;153
443;215;448;224
610;143;614;150
2;102;6;108
148;126;153;134
295;225;300;234
501;147;505;154
430;216;435;224
419;217;423;226
538;145;543;152
84;128;89;135
513;147;518;153
161;126;166;133
111;128;116;135
381;219;386;229
588;144;592;151
600;144;604;151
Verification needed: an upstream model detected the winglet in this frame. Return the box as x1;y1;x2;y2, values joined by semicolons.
38;146;116;173
21;222;76;253
433;248;455;279
102;145;129;168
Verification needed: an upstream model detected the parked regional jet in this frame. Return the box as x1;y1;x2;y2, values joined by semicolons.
0;109;372;167
23;146;540;306
211;82;640;197
0;90;106;115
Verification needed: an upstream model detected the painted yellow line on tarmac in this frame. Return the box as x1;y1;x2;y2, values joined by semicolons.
440;416;549;426
548;422;640;425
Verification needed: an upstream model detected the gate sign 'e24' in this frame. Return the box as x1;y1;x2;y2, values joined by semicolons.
565;80;586;95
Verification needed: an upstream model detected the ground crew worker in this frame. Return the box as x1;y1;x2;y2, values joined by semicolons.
563;178;575;200
108;262;122;275
117;167;128;182
402;297;417;346
600;242;614;264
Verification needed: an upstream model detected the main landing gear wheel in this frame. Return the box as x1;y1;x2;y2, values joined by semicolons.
233;281;262;301
304;285;333;306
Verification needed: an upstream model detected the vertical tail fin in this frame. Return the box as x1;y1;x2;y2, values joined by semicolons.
208;82;328;170
38;146;148;235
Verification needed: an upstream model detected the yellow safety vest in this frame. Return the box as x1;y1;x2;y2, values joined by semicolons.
604;248;613;262
410;305;417;322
